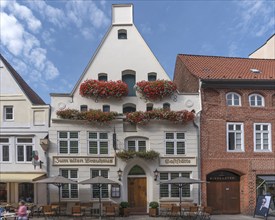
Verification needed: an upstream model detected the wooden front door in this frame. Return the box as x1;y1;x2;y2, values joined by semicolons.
207;181;240;214
128;177;147;212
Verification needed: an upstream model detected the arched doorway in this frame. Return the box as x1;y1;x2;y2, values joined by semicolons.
128;165;147;213
207;170;240;214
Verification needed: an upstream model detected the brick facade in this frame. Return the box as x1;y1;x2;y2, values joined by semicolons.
200;87;275;214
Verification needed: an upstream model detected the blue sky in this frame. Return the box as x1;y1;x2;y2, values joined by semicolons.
1;0;274;104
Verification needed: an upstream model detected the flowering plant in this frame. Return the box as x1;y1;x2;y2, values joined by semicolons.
136;80;177;101
126;109;195;125
116;150;160;161
79;80;128;99
56;109;118;124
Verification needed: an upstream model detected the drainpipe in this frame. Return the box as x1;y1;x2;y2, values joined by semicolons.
193;111;201;205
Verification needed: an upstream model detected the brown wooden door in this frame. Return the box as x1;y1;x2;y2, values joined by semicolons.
207;181;240;214
128;177;147;210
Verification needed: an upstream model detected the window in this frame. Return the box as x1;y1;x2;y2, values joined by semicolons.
227;123;244;151
80;105;88;112
123;103;136;113
58;132;79;154
163;103;170;111
0;183;7;202
19;183;34;203
98;73;108;81
118;29;127;39
122;70;136;96
103;105;110;112
91;169;109;198
165;132;185;155
88;132;108;155
126;138;146;152
61;169;78;199
16;138;33;162
226;92;241;106
0;138;10;162
111;185;120;198
148;72;157;81
249;94;265;107
160;172;190;198
254;123;271;151
4;106;13;120
146;103;153;111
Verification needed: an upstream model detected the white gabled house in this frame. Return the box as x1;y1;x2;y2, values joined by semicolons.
0;54;50;205
49;4;201;214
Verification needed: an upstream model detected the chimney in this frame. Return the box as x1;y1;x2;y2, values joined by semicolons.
112;4;133;25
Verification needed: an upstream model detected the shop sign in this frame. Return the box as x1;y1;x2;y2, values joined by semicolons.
53;156;116;166
207;170;240;182
160;157;197;166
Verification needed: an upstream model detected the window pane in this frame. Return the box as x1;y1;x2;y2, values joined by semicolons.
228;133;235;150
70;141;78;154
166;133;174;139
89;133;97;139
60;141;68;154
177;133;185;139
100;142;108;154
166;142;174;154
70;132;78;139
99;133;108;139
17;146;24;161
17;138;32;143
177;142;185;154
26;146;33;161
2;146;9;161
89;142;98;154
59;132;67;138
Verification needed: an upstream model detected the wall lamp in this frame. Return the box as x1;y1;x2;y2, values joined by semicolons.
154;169;159;181
117;168;123;181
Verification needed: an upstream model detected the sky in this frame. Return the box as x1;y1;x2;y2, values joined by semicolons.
1;0;274;104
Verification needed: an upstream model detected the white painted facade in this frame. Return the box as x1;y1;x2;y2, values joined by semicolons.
0;56;50;205
49;4;201;212
249;34;275;59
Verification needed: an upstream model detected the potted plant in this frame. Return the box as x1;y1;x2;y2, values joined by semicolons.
119;201;130;217
149;201;159;217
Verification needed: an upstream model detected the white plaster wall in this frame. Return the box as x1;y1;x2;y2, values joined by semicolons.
249;35;275;59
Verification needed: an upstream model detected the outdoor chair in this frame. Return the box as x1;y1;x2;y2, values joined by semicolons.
104;206;116;219
159;203;172;217
71;206;84;220
42;205;55;219
186;206;199;220
169;205;181;220
201;206;212;220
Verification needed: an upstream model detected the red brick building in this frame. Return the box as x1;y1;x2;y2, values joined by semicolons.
174;54;275;215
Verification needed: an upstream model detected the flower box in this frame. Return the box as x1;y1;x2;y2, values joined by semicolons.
56;109;118;124
79;80;128;99
126;109;195;125
136;80;177;101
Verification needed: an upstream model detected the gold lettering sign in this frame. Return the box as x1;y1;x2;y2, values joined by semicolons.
160;157;196;166
53;156;115;166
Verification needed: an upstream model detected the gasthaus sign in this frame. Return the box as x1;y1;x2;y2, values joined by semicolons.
53;156;116;166
160;157;197;166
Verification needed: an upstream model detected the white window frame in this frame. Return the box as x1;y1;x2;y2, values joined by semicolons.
58;131;79;154
160;172;191;198
126;138;147;152
16;138;33;163
0;138;10;163
60;169;78;199
226;92;241;106
254;123;272;152
249;94;265;107
91;169;109;198
165;132;185;155
4;106;14;121
227;123;244;152
88;132;109;155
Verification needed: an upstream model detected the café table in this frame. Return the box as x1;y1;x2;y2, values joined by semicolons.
3;212;17;220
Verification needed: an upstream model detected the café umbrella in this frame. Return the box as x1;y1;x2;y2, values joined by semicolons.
79;176;120;219
160;177;206;216
34;175;77;214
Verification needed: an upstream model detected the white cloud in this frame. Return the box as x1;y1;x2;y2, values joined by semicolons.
0;12;24;55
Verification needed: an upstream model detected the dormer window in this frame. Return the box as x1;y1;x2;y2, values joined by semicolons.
118;29;127;39
98;73;108;81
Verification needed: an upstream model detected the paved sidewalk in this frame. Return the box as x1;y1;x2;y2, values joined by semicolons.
30;214;275;220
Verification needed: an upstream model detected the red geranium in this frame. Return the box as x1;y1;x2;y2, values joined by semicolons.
79;80;128;99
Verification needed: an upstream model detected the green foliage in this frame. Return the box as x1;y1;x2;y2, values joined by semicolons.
120;201;129;208
116;150;159;161
149;201;159;209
